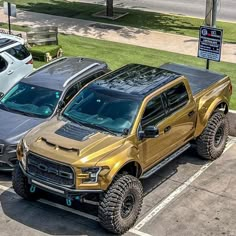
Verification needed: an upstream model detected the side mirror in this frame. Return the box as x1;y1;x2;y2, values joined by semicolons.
0;92;4;99
139;126;159;140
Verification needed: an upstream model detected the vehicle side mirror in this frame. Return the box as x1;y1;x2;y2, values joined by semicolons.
0;92;4;99
138;126;159;140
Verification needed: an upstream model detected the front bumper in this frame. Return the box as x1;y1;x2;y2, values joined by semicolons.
19;163;103;198
0;148;17;171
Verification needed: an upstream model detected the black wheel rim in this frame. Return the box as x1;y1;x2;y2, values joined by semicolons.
214;125;224;147
121;193;135;219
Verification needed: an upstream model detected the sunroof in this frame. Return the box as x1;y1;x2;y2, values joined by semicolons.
0;38;17;49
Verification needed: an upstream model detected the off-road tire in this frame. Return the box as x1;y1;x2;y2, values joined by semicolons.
98;174;143;234
12;163;40;201
196;111;229;160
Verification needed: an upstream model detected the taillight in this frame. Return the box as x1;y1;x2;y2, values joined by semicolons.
26;59;33;65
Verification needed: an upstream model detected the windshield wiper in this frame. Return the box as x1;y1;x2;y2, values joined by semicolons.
62;113;85;126
0;103;11;112
0;103;40;117
62;114;117;136
86;123;118;136
16;111;40;118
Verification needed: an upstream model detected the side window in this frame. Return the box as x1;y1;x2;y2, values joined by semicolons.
165;83;189;114
81;71;106;87
63;83;80;104
6;44;30;60
142;96;165;128
0;56;8;72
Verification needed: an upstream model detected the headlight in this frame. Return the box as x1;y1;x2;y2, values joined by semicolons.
17;139;29;169
22;140;29;156
80;167;102;183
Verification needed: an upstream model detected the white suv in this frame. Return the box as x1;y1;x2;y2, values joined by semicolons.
0;33;33;95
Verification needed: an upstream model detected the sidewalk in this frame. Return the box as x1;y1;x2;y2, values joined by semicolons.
1;8;236;63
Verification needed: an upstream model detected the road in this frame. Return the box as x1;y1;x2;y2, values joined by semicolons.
0;138;236;236
78;0;236;22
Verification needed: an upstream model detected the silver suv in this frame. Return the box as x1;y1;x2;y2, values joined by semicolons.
0;33;33;94
0;57;109;170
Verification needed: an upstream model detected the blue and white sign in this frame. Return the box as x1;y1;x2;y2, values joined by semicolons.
198;26;223;62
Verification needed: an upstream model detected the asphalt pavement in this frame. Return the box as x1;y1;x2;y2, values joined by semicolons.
76;0;236;22
0;138;236;236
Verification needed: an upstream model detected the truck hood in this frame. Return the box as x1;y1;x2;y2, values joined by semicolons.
0;109;43;144
27;117;124;166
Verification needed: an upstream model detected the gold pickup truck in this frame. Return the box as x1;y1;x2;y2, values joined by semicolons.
13;63;232;234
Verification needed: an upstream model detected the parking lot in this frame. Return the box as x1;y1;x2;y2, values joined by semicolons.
0;137;235;236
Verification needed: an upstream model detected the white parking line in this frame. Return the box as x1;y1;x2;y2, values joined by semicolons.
129;229;152;236
39;199;99;221
133;140;235;231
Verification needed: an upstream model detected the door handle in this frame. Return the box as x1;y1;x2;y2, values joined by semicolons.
164;126;171;133
7;70;14;75
188;110;195;117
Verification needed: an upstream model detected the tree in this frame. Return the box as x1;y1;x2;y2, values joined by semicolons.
106;0;113;17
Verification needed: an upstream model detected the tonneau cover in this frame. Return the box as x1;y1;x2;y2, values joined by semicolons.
160;63;226;96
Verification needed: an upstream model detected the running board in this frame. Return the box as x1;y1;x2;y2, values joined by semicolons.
140;143;191;179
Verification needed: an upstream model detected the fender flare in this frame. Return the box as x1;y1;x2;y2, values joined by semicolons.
195;98;229;137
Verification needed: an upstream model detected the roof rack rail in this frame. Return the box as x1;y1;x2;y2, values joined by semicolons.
63;62;100;87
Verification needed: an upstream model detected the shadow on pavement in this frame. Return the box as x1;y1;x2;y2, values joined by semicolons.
0;171;12;182
14;0;199;37
142;147;208;195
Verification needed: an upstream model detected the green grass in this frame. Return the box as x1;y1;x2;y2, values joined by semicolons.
0;23;29;32
29;45;62;61
32;34;236;109
3;0;236;43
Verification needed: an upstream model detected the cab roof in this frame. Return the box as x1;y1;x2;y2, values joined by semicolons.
22;57;108;91
93;64;181;98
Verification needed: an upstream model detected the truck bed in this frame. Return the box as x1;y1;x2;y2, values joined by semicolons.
160;63;226;96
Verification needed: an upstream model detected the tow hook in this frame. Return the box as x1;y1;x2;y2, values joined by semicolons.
66;198;72;206
66;196;80;206
30;185;36;193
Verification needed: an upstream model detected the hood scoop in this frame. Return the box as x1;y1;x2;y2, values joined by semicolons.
55;122;97;142
37;137;80;155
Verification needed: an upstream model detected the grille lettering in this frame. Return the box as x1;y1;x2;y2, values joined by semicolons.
28;158;73;180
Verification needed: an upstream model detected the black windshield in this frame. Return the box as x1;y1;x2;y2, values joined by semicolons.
63;86;140;135
0;82;61;118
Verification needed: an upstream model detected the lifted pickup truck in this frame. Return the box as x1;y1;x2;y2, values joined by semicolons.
13;63;232;234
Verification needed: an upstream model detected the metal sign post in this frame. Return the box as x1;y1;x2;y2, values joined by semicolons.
203;0;219;70
3;2;17;34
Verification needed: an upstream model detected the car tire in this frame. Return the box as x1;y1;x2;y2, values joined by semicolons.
12;163;40;201
98;174;143;234
196;111;229;160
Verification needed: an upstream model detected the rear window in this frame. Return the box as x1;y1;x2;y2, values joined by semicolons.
6;44;30;60
165;82;189;114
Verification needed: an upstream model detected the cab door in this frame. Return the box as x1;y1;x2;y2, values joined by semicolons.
138;82;197;169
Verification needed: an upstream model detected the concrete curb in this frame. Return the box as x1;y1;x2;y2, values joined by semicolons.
228;110;236;137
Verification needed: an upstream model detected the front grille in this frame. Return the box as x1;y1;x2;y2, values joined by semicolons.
27;153;75;187
0;144;4;154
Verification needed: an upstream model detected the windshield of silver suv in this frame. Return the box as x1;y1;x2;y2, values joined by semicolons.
63;85;140;135
0;82;61;118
